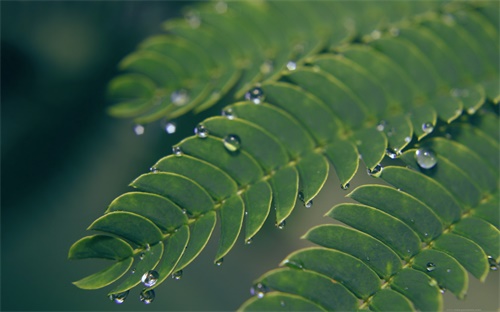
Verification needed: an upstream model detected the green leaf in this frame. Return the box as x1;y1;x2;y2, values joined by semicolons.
296;152;329;204
452;217;500;260
244;181;272;242
68;235;133;260
72;258;133;290
238;292;325;312
215;195;245;262
269;166;299;224
324;140;359;188
369;289;415;312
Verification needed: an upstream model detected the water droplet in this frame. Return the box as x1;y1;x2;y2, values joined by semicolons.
164;122;177;134
139;252;145;260
415;148;437;169
134;124;145;136
446;269;451;273
171;89;190;106
404;136;412;143
276;220;286;230
222;107;236;120
244;87;265;104
286;61;297;71
260;60;273;74
440;287;446;294
149;167;159;173
215;0;227;14
145;244;151;251
131;268;136;274
283;259;303;270
341;183;350;190
223;134;241;152
215;258;224;266
422;122;434;134
305;200;313;208
426;262;436;272
245;238;253;245
185;11;201;29
370;30;382;40
488;256;498;271
172;146;183;157
428;278;438;287
250;283;269;298
172;270;183;280
141;270;159;287
367;164;383;177
139;289;155;304
386;148;398;159
389;27;400;37
376;120;387;131
109;290;129;304
194;124;209;138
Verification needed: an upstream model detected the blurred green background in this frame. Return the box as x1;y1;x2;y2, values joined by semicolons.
1;1;498;311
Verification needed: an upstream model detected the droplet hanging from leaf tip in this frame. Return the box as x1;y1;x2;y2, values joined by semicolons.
244;86;265;104
415;148;437;169
139;289;155;304
305;199;313;208
367;164;383;178
215;258;224;266
245;237;253;245
341;183;350;190
141;270;159;287
276;220;286;230
488;256;498;271
386;148;397;159
172;270;183;280
195;123;209;138
109;290;129;304
250;283;269;298
223;134;241;152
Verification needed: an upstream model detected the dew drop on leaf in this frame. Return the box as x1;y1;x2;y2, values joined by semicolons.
415;148;437;169
367;164;383;177
244;86;265;104
341;183;350;190
171;89;190;106
195;123;209;138
250;283;269;298
223;134;241;152
131;268;136;274
386;148;397;159
172;146;183;157
282;259;303;270
109;290;129;304
426;262;436;272
139;289;155;304
139;252;145;260
172;270;183;280
134;124;145;136
422;122;434;134
149;167;159;173
286;61;297;71
141;270;159;287
404;136;412;143
215;258;224;266
222;107;236;120
276;220;286;230
488;256;498;271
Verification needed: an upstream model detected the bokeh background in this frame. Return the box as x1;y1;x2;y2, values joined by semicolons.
1;1;498;311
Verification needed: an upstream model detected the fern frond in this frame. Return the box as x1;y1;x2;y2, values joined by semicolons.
69;0;499;308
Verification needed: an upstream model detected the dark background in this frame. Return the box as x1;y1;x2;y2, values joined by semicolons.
1;1;498;311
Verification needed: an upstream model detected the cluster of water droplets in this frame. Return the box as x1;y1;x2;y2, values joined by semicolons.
415;148;437;169
367;164;383;178
244;86;265;104
298;191;313;208
223;134;241;152
250;282;269;298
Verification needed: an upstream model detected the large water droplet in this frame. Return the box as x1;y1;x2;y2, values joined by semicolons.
222;107;236;120
195;124;209;138
215;0;227;13
341;183;350;190
276;220;286;230
172;270;183;280
139;289;155;304
488;256;498;271
422;122;434;134
367;164;383;177
141;270;159;287
134;124;145;136
164;122;177;134
250;283;269;298
171;89;190;106
172;146;183;157
244;87;265;104
215;258;224;266
426;262;436;272
109;290;129;304
223;134;241;152
415;148;437;169
286;61;297;71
